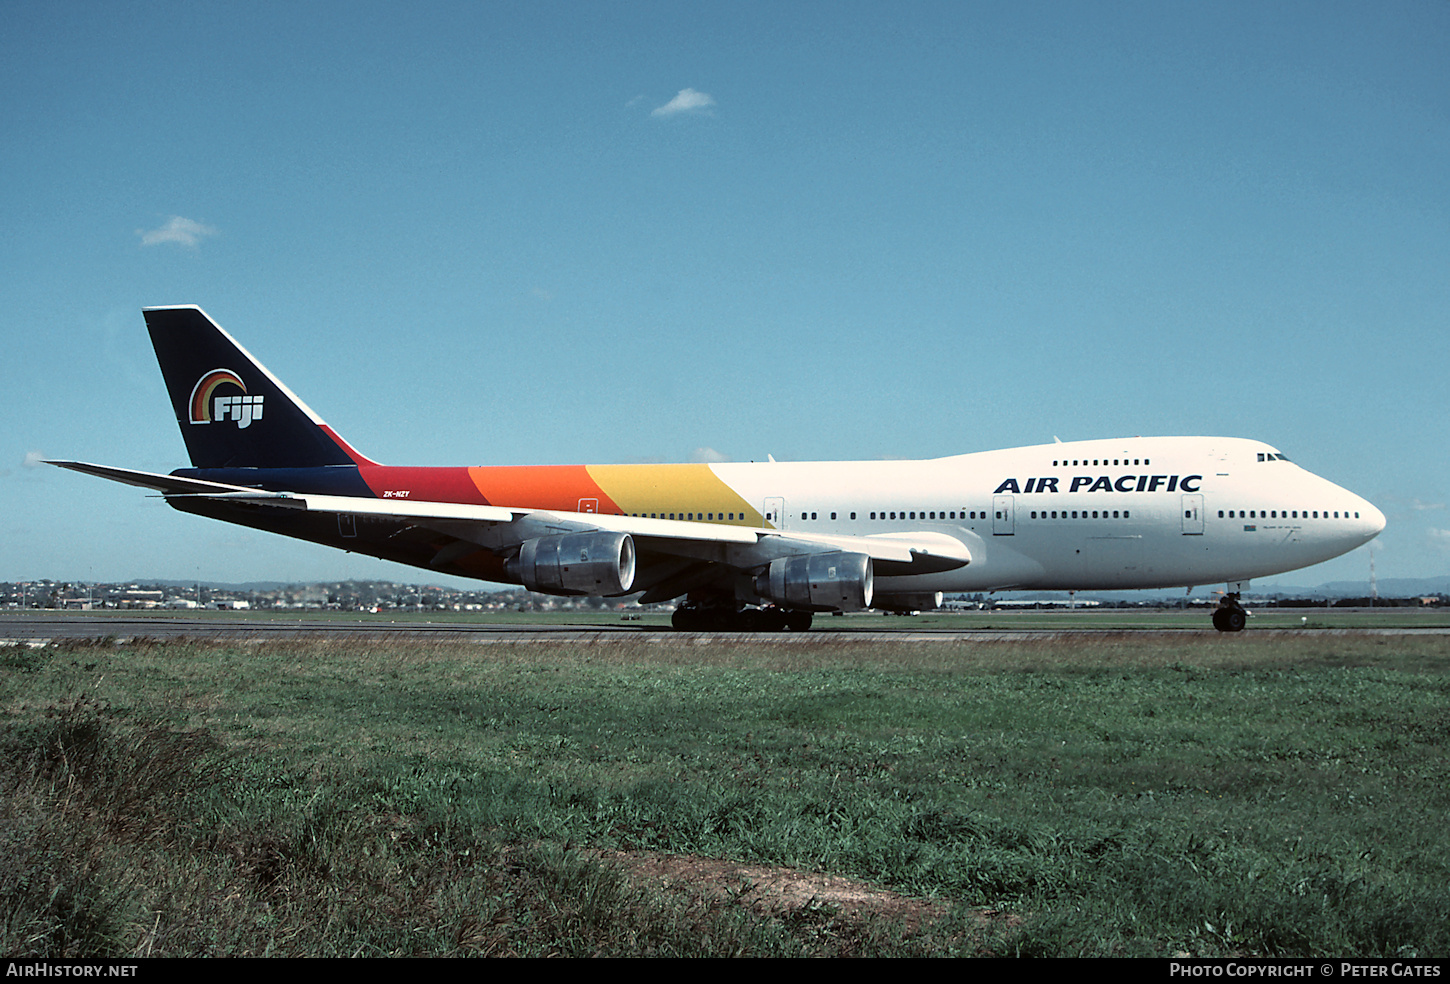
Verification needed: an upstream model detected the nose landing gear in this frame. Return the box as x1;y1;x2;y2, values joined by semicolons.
1212;593;1248;632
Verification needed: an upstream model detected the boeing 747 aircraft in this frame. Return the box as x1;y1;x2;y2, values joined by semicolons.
52;306;1384;631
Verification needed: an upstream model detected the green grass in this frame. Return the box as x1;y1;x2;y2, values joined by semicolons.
2;632;1447;956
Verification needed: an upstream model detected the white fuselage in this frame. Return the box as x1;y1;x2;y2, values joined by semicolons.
710;436;1383;593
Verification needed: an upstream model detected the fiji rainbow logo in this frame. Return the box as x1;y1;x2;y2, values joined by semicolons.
189;369;264;429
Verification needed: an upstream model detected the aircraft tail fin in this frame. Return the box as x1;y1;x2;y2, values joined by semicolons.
143;305;377;470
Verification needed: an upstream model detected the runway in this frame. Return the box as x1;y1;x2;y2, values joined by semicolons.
1;611;1088;645
3;610;1448;646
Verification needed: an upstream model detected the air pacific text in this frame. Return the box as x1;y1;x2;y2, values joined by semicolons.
994;475;1203;494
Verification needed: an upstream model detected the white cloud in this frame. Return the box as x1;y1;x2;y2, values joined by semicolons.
692;447;729;463
23;450;45;468
1428;529;1450;551
652;88;716;118
138;216;218;248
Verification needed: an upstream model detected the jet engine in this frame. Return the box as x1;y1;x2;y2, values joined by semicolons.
754;551;873;612
506;531;636;596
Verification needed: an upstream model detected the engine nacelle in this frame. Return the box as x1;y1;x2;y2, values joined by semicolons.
754;551;873;612
506;531;636;596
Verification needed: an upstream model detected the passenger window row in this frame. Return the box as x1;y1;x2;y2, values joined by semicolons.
624;503;1360;525
799;510;986;522
1051;457;1149;467
629;512;745;521
865;510;976;521
1219;509;1360;520
625;510;994;524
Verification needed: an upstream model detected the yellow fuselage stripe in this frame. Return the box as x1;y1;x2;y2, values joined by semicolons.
585;464;764;525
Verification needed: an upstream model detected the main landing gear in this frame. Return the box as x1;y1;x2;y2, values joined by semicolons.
671;604;814;632
1212;593;1248;632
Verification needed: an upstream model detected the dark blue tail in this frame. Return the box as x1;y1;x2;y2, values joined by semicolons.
145;306;369;470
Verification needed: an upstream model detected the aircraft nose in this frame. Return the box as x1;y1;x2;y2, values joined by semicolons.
1362;499;1387;539
1340;488;1387;542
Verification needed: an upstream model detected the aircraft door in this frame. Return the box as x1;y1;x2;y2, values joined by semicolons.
1181;494;1204;535
763;497;786;529
993;495;1015;535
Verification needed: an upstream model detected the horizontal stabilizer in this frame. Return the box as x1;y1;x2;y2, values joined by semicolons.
46;460;260;496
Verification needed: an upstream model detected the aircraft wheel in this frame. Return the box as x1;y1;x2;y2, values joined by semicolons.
784;610;813;632
758;607;788;632
675;604;748;631
673;605;724;631
1211;608;1246;632
710;607;745;631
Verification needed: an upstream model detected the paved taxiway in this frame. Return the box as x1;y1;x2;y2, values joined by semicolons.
2;612;1084;644
3;611;1448;646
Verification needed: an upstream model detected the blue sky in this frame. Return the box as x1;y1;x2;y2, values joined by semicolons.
3;0;1446;588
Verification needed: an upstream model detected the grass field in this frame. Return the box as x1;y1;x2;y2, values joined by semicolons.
2;629;1447;956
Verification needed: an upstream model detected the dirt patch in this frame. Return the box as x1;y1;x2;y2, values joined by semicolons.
599;849;1008;939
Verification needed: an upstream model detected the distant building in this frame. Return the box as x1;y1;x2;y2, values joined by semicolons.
115;589;164;609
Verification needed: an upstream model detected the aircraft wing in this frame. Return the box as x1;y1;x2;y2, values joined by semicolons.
50;461;970;600
187;487;971;576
